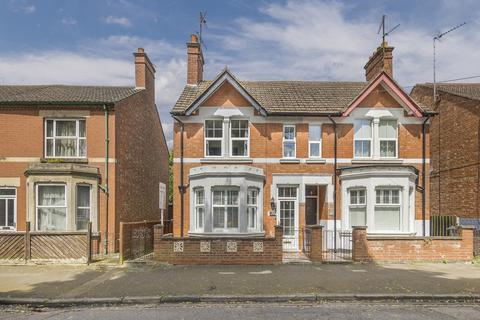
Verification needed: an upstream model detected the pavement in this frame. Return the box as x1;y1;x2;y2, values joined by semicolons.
0;262;479;305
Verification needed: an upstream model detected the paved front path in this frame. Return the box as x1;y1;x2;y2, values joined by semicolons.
0;262;479;299
1;303;480;319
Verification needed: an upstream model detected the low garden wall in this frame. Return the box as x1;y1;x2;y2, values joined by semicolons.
154;225;283;265
303;225;323;262
352;226;475;262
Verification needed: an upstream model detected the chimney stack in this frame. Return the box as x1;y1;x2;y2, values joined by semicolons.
134;48;155;101
186;34;204;85
364;42;394;81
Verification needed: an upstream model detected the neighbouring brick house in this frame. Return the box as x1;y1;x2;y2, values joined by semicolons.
412;83;480;227
170;35;434;255
0;48;169;254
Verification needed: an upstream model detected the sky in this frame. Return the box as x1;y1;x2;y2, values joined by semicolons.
1;0;480;147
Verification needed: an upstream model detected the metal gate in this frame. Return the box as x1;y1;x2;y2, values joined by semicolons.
322;229;352;261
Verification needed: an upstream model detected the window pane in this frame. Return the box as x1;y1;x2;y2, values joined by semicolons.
46;120;54;137
283;142;295;158
227;207;238;228
350;191;357;204
213;190;224;205
76;208;89;231
309;143;320;157
46;139;54;157
309;125;321;141
278;187;297;198
206;140;222;156
55;120;76;137
38;208;66;231
284;126;295;140
7;199;14;227
380;141;396;157
0;199;5;226
38;186;65;206
354;120;372;139
227;190;238;205
306;185;318;197
195;189;204;205
355;140;371;157
196;207;204;229
205;120;223;138
79;139;86;157
349;207;366;228
0;189;15;196
248;207;256;229
391;190;400;204
55;138;77;157
379;120;397;139
77;185;90;208
213;207;224;228
231;120;248;138
247;189;258;205
375;206;400;230
231;140;247;156
79;120;86;137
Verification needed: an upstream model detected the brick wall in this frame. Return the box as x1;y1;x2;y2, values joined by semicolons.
352;226;474;262
303;225;323;262
154;225;283;265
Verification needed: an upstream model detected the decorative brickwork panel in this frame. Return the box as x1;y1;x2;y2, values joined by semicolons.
200;241;211;253
253;241;263;253
226;241;237;252
173;241;184;253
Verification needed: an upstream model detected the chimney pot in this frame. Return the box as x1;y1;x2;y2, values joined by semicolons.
364;43;394;81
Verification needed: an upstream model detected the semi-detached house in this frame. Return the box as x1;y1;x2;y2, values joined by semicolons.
171;35;435;253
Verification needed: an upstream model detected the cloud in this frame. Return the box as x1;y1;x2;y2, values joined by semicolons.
61;17;78;26
103;15;131;27
14;4;35;14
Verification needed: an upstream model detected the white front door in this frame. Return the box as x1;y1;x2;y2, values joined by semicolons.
277;186;298;251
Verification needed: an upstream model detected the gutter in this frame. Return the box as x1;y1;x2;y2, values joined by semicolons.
172;115;186;237
99;104;110;255
327;115;338;251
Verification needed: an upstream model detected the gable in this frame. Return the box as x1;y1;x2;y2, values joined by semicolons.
343;72;424;117
200;81;252;107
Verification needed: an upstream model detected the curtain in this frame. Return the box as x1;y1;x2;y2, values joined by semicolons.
374;206;400;230
37;186;66;231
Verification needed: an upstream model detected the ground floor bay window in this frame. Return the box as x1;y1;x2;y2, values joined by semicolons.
340;166;418;235
188;165;264;236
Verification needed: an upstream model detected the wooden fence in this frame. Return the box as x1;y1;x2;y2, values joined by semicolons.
119;220;161;263
0;222;91;264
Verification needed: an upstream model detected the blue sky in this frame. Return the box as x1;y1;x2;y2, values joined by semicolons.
1;0;480;145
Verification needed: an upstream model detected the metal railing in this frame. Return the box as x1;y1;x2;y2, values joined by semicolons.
430;215;458;236
322;229;352;261
303;227;312;255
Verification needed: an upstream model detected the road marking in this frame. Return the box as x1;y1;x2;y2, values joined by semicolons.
248;270;272;275
218;272;236;275
314;267;322;271
351;269;367;272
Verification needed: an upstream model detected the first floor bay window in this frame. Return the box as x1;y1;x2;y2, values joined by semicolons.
45;119;86;158
37;185;67;231
212;189;239;231
349;188;366;228
375;188;401;231
205;120;223;156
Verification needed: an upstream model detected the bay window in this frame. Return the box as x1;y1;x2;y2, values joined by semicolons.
212;189;239;231
0;188;16;230
354;119;372;158
230;120;249;157
308;124;322;158
349;188;366;228
247;188;258;230
379;120;398;158
37;184;67;231
76;185;91;231
283;125;296;158
45;119;86;158
205;120;223;156
375;188;401;231
194;188;205;231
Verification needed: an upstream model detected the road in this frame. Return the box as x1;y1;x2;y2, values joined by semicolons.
1;303;479;319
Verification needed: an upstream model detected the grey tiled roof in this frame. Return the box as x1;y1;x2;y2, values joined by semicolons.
415;83;480;101
172;80;368;115
0;85;142;105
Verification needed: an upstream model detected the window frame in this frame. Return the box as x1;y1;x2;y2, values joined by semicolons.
379;119;398;159
353;119;373;159
247;187;259;231
374;187;402;231
348;188;367;228
194;188;205;232
44;118;87;159
229;119;250;158
282;124;296;159
212;187;240;233
36;183;68;231
204;119;224;158
0;188;17;230
308;124;322;158
75;184;91;231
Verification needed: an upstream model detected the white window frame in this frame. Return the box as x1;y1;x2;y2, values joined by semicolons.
282;124;296;158
36;184;68;231
212;187;240;233
194;188;205;232
374;187;402;232
229;119;250;157
353;119;373;159
45;118;86;159
247;187;259;231
204;119;224;157
348;188;366;228
379;119;398;159
308;124;322;158
0;188;17;231
76;184;91;231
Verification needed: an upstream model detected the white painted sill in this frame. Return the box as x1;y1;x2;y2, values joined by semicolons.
188;231;266;238
279;158;301;164
305;158;327;164
200;157;253;164
351;159;404;164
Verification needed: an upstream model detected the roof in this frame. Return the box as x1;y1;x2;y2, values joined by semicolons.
172;79;368;115
415;83;480;101
0;85;142;105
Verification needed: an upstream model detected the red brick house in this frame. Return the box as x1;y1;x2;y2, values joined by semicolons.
412;83;480;227
171;35;434;254
0;48;169;254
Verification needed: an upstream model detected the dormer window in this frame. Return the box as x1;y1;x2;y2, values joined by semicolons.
45;119;86;158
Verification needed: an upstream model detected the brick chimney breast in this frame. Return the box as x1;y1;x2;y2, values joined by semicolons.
187;34;204;85
364;42;394;81
134;47;156;101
